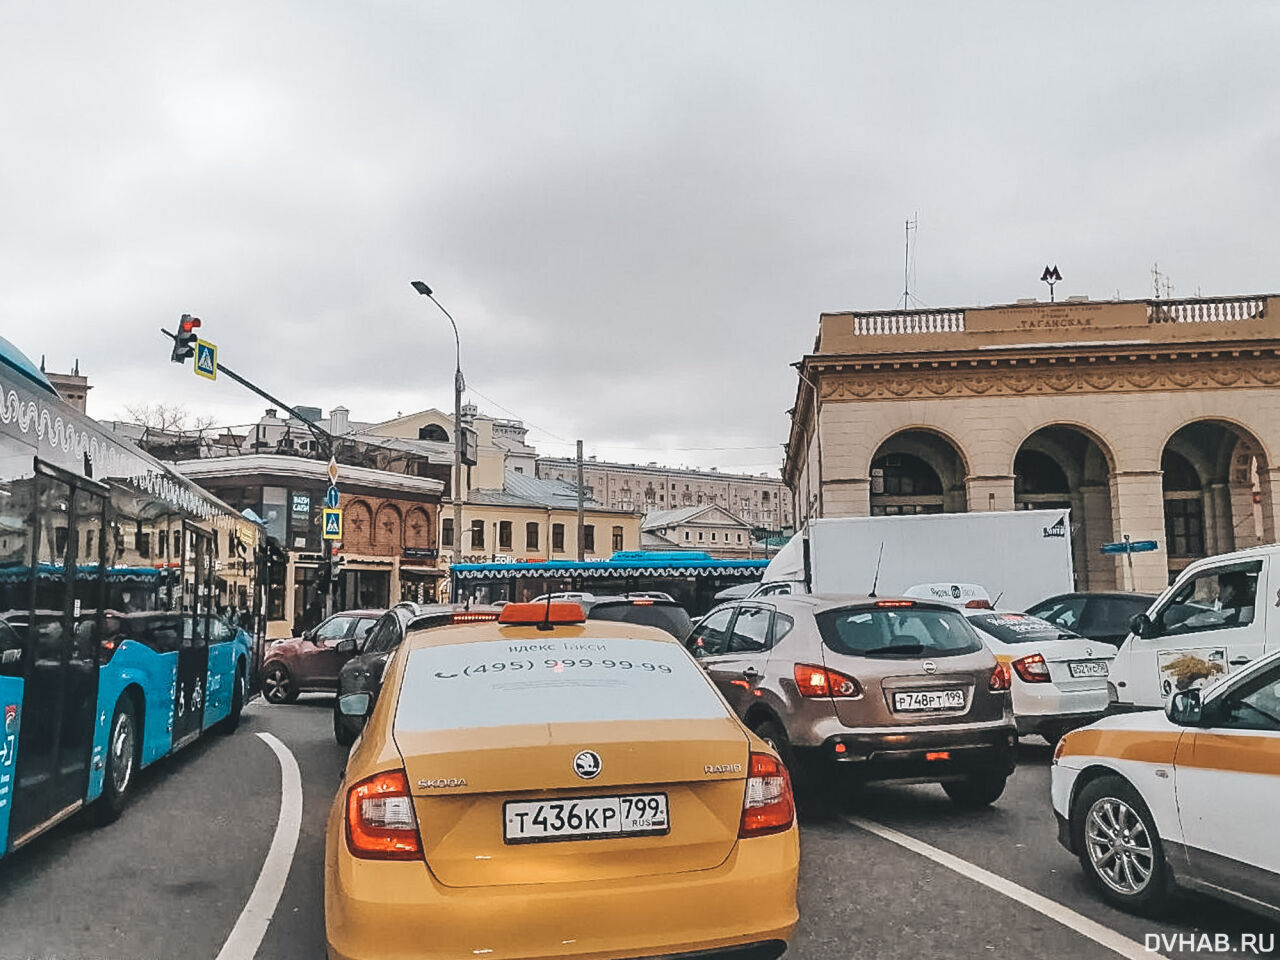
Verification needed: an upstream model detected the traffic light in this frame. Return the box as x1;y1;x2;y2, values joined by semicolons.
171;314;201;363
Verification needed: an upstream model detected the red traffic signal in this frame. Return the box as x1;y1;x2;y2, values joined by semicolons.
171;314;201;363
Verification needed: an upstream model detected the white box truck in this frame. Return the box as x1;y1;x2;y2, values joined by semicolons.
758;510;1075;611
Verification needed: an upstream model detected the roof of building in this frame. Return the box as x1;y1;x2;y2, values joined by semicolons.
537;456;781;483
466;468;635;514
174;454;445;498
642;504;753;530
640;530;679;549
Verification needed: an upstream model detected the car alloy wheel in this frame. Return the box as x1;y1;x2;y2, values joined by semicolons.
263;664;292;704
1084;795;1155;895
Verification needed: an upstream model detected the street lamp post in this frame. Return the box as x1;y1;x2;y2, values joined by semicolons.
411;281;466;580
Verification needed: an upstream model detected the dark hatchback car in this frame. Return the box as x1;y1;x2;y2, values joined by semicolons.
332;602;501;744
1025;592;1156;648
687;594;1017;807
580;595;693;640
261;609;384;704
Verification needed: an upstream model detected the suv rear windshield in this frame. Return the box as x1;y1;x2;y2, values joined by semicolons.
816;605;983;658
967;612;1075;644
587;601;693;640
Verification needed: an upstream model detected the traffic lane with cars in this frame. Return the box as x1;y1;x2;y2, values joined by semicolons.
838;739;1279;960
0;702;284;960
2;696;1275;960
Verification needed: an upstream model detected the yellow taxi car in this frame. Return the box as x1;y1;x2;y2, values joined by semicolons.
1051;647;1280;920
325;601;800;960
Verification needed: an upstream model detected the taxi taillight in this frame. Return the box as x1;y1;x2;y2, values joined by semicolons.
1012;653;1051;684
739;752;794;838
345;769;422;860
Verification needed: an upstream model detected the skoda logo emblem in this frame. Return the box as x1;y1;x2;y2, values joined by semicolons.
573;750;602;780
922;660;938;675
1086;647;1093;657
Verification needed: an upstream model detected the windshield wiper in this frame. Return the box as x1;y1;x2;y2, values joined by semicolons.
861;643;926;656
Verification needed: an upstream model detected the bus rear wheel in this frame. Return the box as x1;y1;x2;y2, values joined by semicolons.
219;664;246;734
93;698;138;826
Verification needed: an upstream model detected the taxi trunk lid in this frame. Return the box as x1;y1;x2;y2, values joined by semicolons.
395;717;750;887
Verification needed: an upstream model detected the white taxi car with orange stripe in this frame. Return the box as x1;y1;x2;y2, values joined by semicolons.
1052;647;1280;920
325;601;800;960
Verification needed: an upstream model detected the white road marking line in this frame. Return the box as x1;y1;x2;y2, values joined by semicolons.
215;732;304;960
844;815;1162;960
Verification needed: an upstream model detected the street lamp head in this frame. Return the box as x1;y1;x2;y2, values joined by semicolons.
410;280;433;297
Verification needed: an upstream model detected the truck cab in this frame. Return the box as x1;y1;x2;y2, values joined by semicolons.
1110;545;1272;710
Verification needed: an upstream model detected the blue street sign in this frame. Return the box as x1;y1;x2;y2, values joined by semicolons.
322;508;343;540
194;340;217;380
1100;539;1159;555
324;485;340;509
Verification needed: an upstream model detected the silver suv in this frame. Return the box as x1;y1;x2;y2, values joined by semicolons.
686;594;1018;807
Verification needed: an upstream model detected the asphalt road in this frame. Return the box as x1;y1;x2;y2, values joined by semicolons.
0;698;1275;960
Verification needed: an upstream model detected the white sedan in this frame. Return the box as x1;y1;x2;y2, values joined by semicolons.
1052;649;1280;919
963;610;1115;743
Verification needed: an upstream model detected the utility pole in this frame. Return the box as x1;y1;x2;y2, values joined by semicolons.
576;440;586;561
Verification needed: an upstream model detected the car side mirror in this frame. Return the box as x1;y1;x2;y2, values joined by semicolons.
1166;689;1202;726
335;638;357;655
301;628;315;642
1129;613;1154;639
338;692;372;717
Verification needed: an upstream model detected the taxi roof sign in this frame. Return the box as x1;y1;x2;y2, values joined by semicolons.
498;601;586;626
903;583;993;609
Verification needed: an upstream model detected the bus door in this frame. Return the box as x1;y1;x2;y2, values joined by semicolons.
8;468;104;846
173;524;211;747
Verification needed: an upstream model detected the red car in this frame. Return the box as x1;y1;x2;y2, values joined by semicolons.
261;609;384;704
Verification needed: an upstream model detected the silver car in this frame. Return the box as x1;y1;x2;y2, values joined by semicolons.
686;594;1019;806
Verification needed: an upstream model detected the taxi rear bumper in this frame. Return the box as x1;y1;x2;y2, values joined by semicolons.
325;827;799;960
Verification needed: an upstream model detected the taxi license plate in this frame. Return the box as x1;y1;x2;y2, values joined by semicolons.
894;689;965;711
1069;660;1109;678
503;794;669;844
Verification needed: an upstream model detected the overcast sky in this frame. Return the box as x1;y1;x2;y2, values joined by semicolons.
3;2;1278;476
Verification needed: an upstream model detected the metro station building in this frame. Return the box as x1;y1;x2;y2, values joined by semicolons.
783;294;1280;593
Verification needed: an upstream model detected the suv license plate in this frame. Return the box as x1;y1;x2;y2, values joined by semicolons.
894;689;965;711
504;794;669;844
1068;660;1109;678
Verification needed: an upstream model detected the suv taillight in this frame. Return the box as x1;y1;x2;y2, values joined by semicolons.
794;663;862;698
988;662;1012;692
739;752;795;838
1012;653;1051;684
345;769;422;860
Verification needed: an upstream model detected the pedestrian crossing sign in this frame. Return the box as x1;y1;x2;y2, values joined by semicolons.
322;508;343;540
195;340;217;380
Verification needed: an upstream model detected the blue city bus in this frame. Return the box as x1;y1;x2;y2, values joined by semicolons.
450;551;769;617
0;335;262;854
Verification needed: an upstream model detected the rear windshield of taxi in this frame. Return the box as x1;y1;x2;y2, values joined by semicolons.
394;636;727;731
816;604;983;658
967;613;1076;644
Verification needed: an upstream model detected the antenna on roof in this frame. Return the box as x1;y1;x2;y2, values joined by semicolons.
897;215;920;310
869;542;885;598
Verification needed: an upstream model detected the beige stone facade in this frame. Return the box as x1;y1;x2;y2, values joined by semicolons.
783;295;1280;593
441;501;641;566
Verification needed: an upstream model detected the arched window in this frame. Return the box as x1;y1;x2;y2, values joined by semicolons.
869;453;944;516
344;500;373;553
418;424;449;442
374;504;403;552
